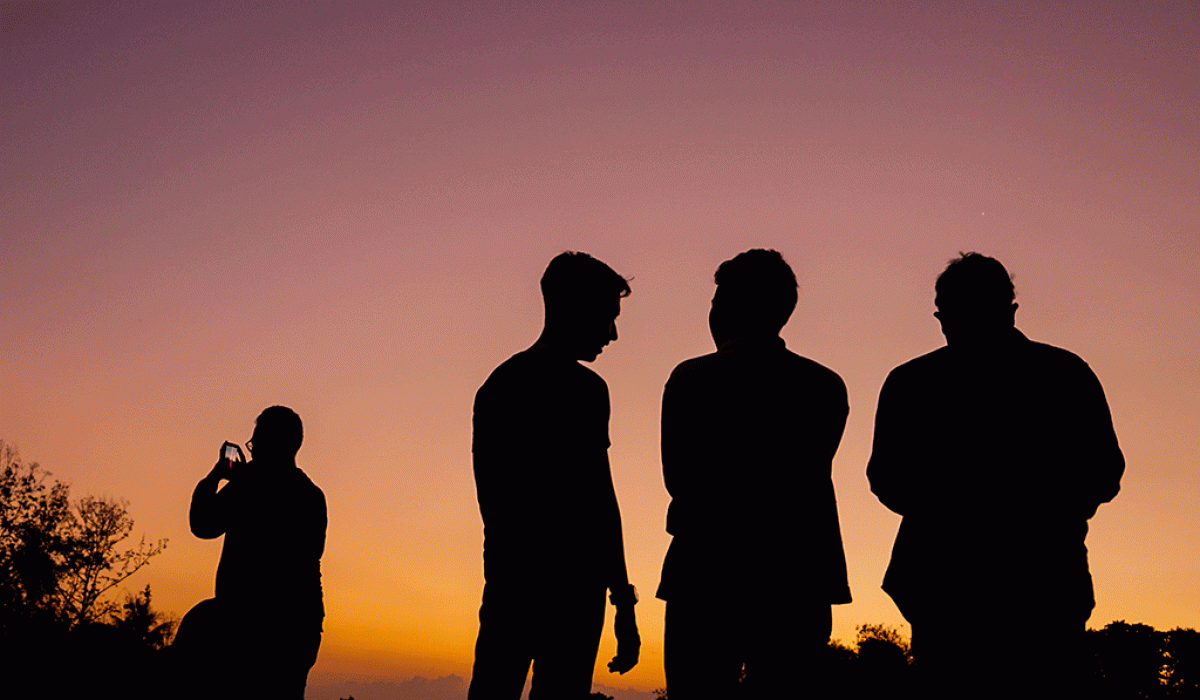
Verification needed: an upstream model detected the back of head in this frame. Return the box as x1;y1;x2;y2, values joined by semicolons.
713;249;798;336
934;252;1016;316
934;253;1017;344
254;405;303;459
540;251;631;318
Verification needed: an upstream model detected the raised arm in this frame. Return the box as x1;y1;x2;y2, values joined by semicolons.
190;457;234;539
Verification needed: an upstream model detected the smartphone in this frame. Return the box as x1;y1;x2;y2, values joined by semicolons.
222;442;244;464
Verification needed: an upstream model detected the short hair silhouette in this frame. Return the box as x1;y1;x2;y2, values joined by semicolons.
541;252;631;316
934;252;1016;314
254;405;303;456
713;248;798;332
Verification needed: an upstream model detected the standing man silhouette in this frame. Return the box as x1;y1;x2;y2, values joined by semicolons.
868;253;1124;699
657;249;852;699
185;405;326;699
469;252;640;700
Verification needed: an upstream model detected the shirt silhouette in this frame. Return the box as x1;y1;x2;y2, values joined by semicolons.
176;406;326;700
869;329;1123;622
190;460;326;620
867;253;1123;699
658;334;851;605
469;251;638;700
473;347;626;586
657;249;851;699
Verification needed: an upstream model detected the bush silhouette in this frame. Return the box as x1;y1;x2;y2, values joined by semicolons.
1;440;170;699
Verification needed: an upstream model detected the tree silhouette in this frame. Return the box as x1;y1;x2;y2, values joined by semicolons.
846;623;914;698
854;623;911;661
1165;627;1200;697
1;440;170;700
1082;621;1200;699
1088;621;1168;699
0;440;166;631
1;440;72;630
652;625;915;699
111;584;176;649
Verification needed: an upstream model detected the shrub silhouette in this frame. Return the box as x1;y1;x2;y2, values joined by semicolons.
1;440;169;699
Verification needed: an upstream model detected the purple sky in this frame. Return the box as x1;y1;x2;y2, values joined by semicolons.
2;1;1198;692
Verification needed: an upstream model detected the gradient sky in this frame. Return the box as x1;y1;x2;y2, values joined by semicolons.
3;1;1198;695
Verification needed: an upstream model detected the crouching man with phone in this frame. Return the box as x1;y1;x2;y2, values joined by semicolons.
174;406;326;699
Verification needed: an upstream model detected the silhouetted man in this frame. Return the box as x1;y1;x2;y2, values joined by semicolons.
183;405;326;699
469;252;640;699
867;253;1124;699
657;249;852;699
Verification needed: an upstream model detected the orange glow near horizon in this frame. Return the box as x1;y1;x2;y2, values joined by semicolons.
2;2;1198;695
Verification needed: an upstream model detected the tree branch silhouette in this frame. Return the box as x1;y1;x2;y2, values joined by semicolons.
1;440;166;630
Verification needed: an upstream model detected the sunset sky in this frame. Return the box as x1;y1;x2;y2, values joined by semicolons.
2;1;1198;696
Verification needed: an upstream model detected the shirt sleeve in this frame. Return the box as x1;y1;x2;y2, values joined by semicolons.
867;369;918;516
190;476;232;539
1074;362;1125;517
661;368;702;536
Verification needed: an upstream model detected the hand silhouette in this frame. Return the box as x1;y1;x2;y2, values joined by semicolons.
608;604;640;674
207;441;246;482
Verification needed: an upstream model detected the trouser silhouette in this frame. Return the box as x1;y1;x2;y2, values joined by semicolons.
469;581;607;700
664;596;832;700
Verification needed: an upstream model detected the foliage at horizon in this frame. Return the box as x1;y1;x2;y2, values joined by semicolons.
4;439;1200;699
650;622;1200;699
1;440;167;630
2;440;175;699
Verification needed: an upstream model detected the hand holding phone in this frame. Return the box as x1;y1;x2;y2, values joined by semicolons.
210;441;246;481
221;441;246;465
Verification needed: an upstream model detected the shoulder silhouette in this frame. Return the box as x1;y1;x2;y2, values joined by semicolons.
469;252;640;700
658;249;851;699
174;406;327;699
867;252;1123;700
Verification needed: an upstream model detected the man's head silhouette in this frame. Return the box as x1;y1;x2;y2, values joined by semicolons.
933;252;1018;347
539;252;631;362
709;248;798;347
248;405;303;463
